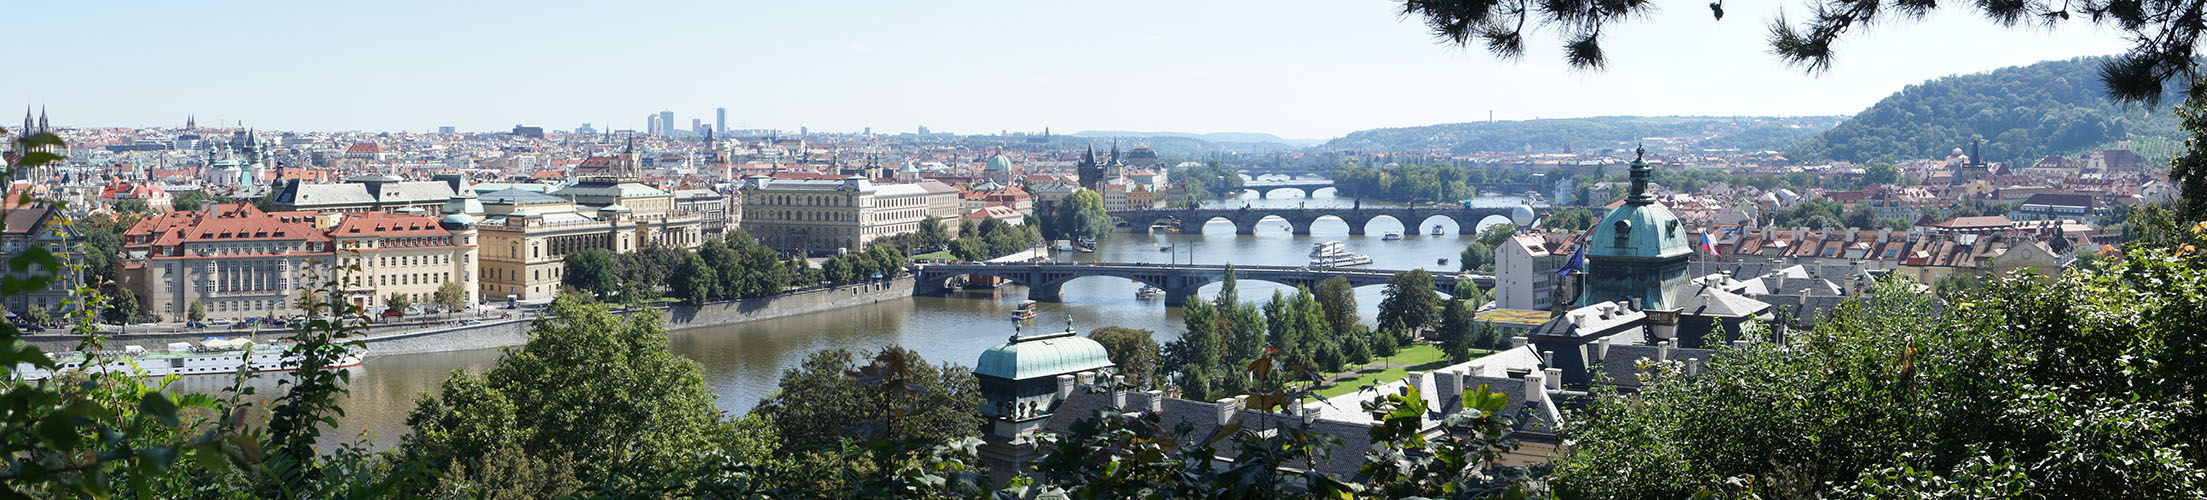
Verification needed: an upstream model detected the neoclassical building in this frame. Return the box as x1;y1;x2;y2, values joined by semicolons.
474;174;706;302
117;203;480;319
738;176;959;255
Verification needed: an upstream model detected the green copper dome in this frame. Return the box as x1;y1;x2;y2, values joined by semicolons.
1589;148;1691;260
975;330;1114;381
985;154;1014;172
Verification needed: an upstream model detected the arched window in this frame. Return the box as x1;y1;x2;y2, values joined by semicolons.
1612;220;1632;248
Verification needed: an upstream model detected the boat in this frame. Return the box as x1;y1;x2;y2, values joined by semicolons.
1381;233;1404;241
1431;225;1445;236
1149;223;1179;233
1438;257;1450;266
1158;245;1172;252
1135;285;1165;299
1010;300;1039;320
15;339;363;381
1308;241;1373;268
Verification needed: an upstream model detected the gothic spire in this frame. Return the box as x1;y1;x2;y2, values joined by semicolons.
38;106;48;132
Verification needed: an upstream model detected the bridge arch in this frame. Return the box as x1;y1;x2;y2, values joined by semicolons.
1037;273;1170;293
924;269;1033;292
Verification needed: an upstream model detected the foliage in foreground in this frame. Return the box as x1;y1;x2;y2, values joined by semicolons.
1552;218;2207;498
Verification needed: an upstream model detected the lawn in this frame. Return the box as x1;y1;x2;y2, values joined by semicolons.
1301;344;1490;400
911;250;955;261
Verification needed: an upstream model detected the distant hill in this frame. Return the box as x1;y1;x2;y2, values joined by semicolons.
1070;130;1326;148
1320;116;1842;154
1790;57;2184;165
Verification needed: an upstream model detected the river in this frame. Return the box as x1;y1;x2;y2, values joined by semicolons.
210;180;1534;449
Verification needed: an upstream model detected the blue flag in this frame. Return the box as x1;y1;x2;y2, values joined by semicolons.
1555;244;1586;276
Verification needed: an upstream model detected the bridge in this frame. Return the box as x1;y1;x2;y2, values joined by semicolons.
915;262;1492;307
1109;206;1540;235
1232;180;1335;199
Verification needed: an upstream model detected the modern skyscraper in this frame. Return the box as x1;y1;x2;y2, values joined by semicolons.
658;111;675;138
715;108;726;134
646;114;660;137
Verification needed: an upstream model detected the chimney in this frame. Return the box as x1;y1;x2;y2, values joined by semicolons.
1544;368;1563;391
1301;402;1323;424
1541;350;1555;368
1056;374;1077;401
1593;337;1612;365
1111;376;1127;409
1845;227;1859;241
1656;339;1674;362
1215;398;1237;423
1147;390;1164;413
1879;227;1892;243
1077;371;1096;387
1524;370;1546;403
1233;395;1249;413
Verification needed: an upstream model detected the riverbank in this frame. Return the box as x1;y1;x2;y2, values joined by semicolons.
22;275;921;357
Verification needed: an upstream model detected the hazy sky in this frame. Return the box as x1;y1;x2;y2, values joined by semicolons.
10;1;2133;139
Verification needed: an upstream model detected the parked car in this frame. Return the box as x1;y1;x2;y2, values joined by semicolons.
208;318;234;326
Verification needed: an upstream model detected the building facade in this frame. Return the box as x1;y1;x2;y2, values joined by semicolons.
738;176;959;255
118;203;481;320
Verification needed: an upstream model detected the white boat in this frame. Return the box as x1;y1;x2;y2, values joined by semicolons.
1430;225;1445;236
1381;233;1404;241
15;340;363;381
1308;241;1373;268
1135;285;1165;299
1010;300;1039;320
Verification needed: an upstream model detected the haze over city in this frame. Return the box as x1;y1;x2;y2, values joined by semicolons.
12;0;2130;137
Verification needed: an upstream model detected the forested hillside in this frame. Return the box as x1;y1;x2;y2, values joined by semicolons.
1321;116;1841;153
1790;57;2183;164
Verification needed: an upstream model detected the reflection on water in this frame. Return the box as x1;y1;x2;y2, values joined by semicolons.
241;188;1527;450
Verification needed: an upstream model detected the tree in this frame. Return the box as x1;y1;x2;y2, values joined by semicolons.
753;346;985;450
1089;326;1161;388
1164;299;1221;375
1547;207;1596;232
113;198;150;214
916;216;951;250
1313;277;1359;338
1397;0;2205;104
402;293;727;491
2172;96;2207;220
1047;189;1113;243
25;304;49;326
386;292;413;315
1438;299;1477;363
187;300;206;322
434;281;466;313
671;252;717;307
1460;241;1496;272
1377;269;1440;332
104;287;140;323
1860;162;1900;187
560;248;621;299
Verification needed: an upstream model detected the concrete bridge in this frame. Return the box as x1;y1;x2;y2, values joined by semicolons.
1110;206;1539;235
916;262;1492;307
1233;180;1335;199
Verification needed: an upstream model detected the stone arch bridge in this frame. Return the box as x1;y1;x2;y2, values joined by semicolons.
916;262;1491;307
1110;206;1541;235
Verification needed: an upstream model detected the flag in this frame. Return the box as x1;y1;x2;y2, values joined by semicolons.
1700;232;1722;259
1555;244;1586;276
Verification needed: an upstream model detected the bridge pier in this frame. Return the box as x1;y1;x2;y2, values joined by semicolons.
1163;287;1193;307
1288;218;1314;235
1027;282;1064;303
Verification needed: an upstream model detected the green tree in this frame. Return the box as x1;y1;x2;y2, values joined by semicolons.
1547;207;1596;232
1377;269;1439;332
2172;95;2207;220
1860;162;1900;187
433;280;466;313
113;198;150;214
187;300;206;322
560;248;621;299
754;346;985;450
1460;241;1496;272
1313;276;1359;338
25;304;49;326
386;292;413;315
402;293;727;491
104;287;140;323
1437;298;1477;363
671;252;717;307
1164;299;1221;375
1089;326;1161;388
916;216;951;250
1047;189;1114;243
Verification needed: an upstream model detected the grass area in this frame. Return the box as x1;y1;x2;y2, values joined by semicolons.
911;250;954;261
1301;344;1493;400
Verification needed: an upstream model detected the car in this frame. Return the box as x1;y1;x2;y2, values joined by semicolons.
461;319;483;326
208;318;234;326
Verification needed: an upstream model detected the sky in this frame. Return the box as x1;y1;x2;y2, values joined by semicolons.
8;0;2134;140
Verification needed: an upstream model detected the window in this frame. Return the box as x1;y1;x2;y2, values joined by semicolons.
1612;220;1632;248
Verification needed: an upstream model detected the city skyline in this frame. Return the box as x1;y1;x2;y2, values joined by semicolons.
13;1;2131;139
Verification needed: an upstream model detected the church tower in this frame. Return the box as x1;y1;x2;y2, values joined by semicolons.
1579;146;1692;311
1076;142;1102;191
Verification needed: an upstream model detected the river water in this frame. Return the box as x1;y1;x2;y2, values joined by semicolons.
213;180;1533;449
